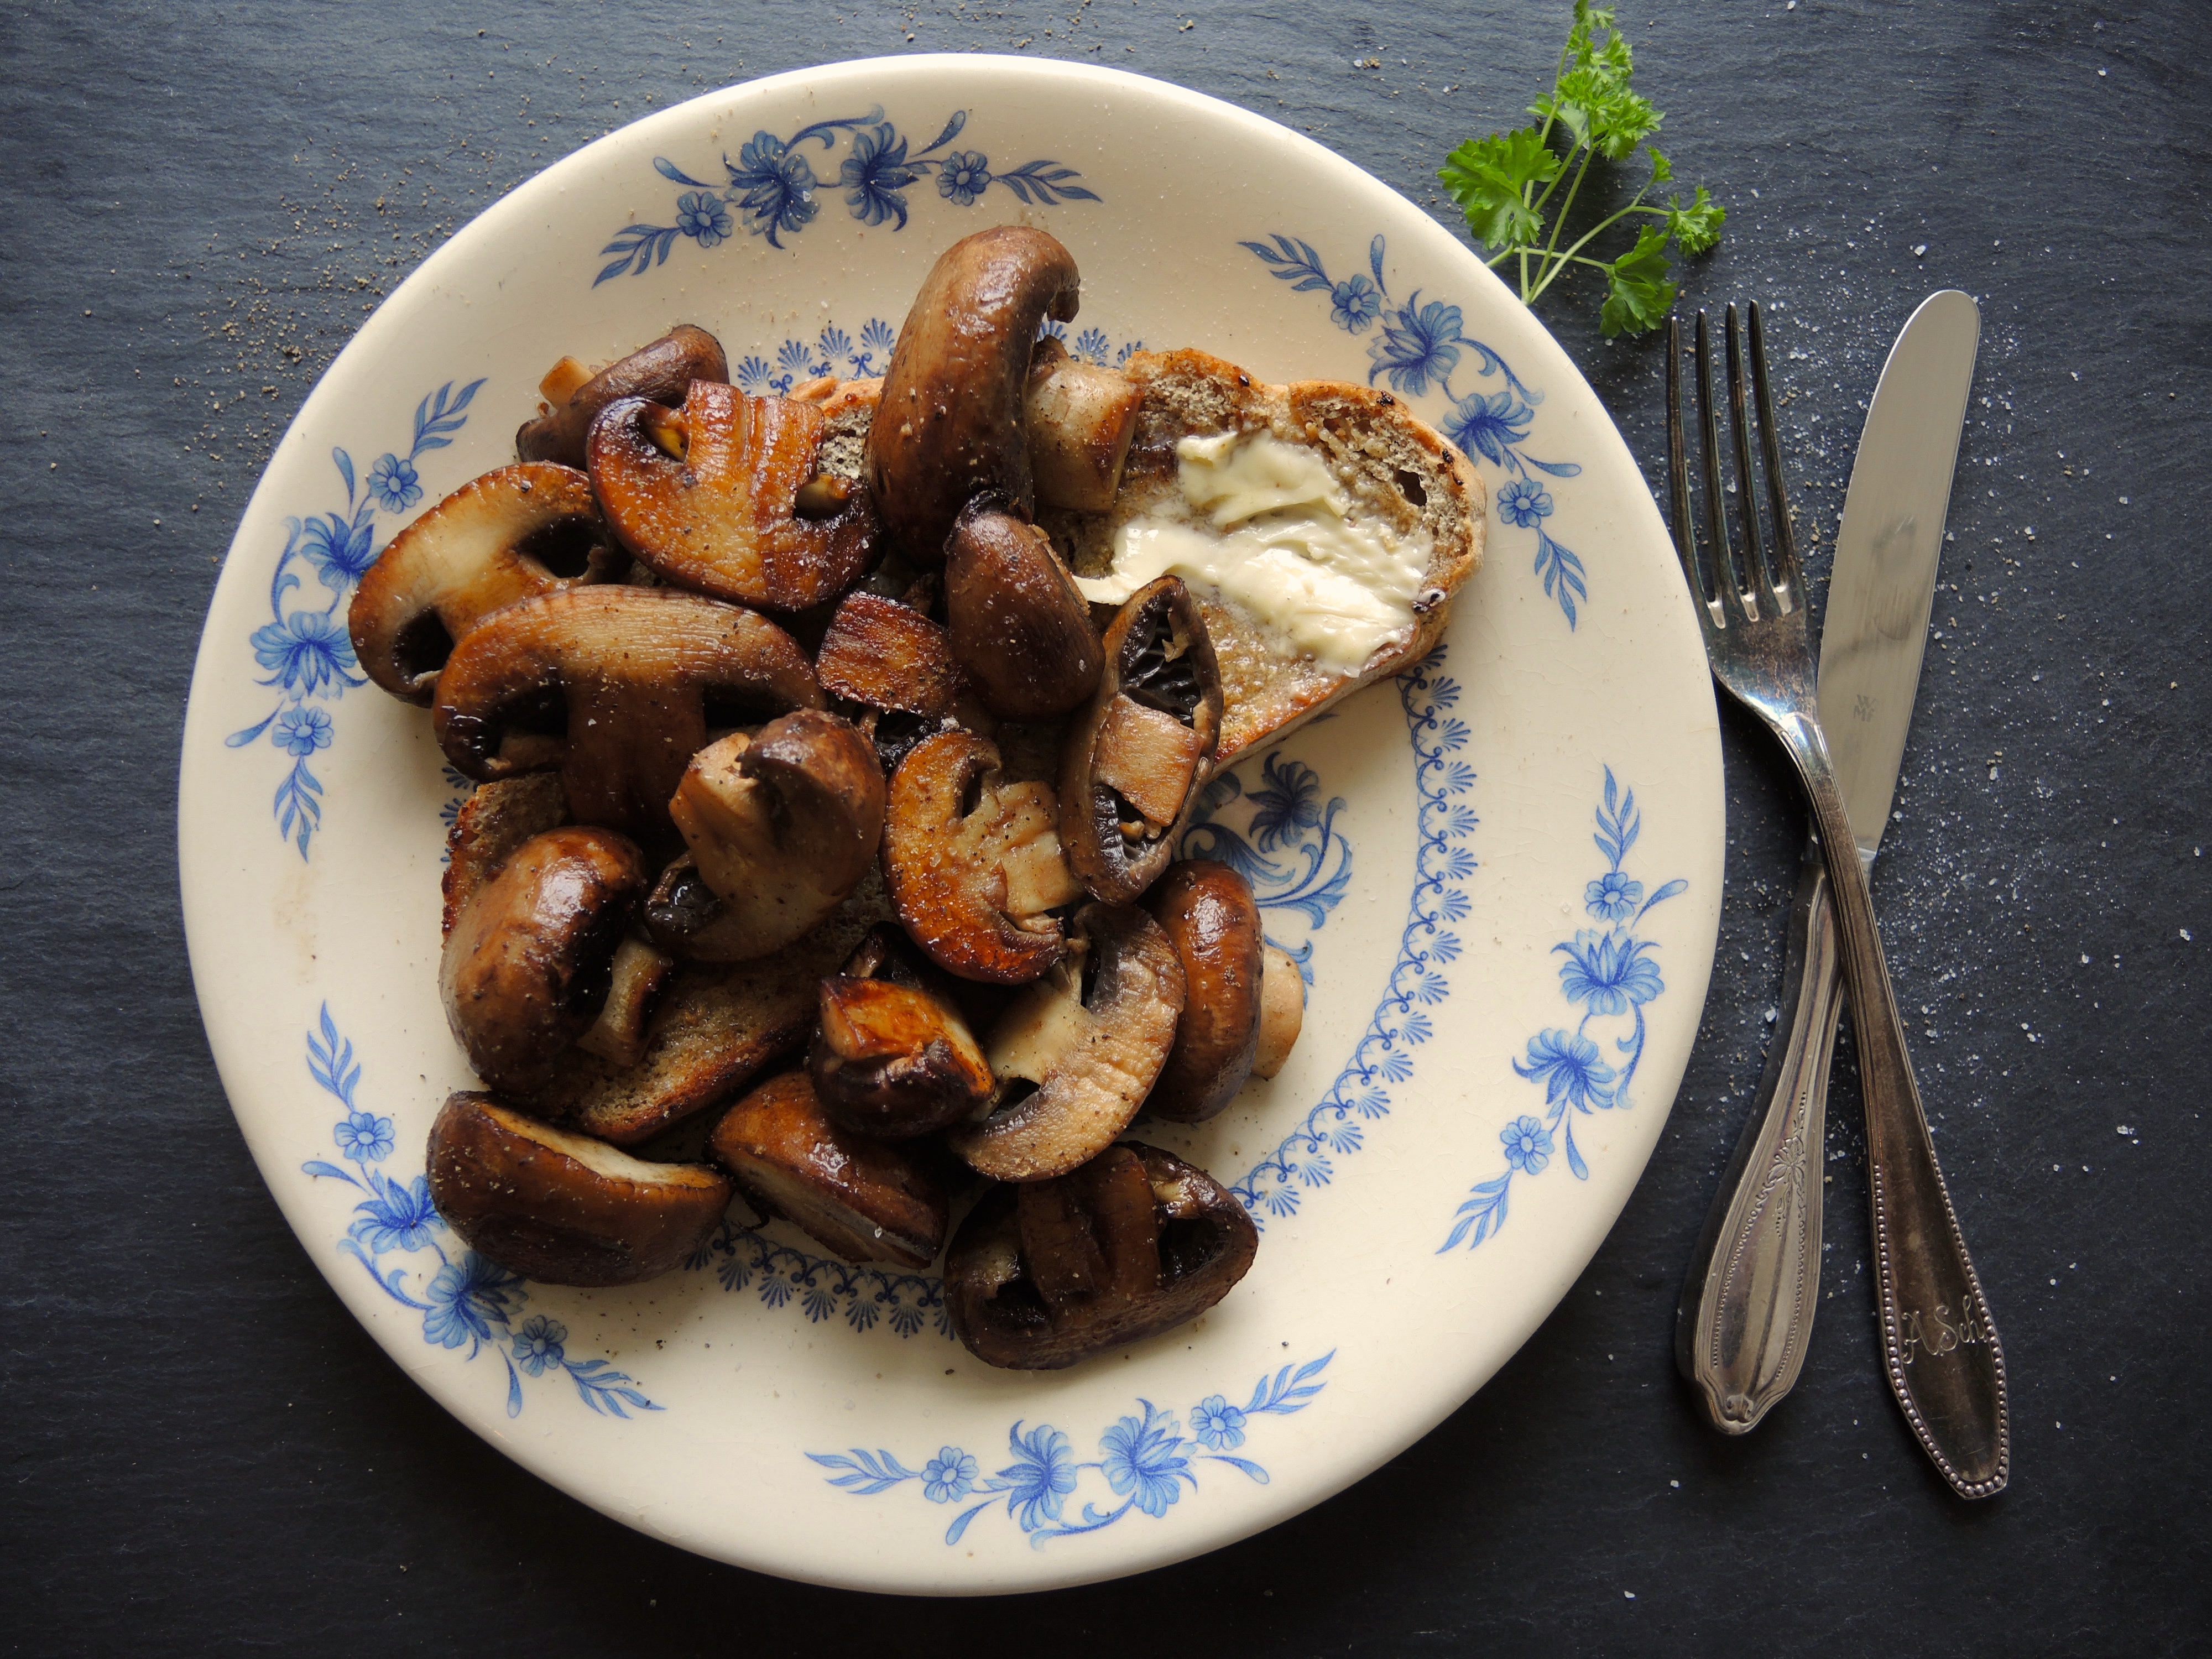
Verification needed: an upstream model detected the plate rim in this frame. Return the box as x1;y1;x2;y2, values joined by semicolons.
177;51;1724;1594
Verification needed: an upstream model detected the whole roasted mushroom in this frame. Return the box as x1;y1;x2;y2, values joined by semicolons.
1142;859;1264;1123
709;1071;948;1269
515;324;729;468
432;587;823;842
808;926;994;1139
440;825;651;1094
1025;335;1144;513
427;1092;732;1286
588;380;877;612
866;226;1082;561
348;463;622;703
943;1142;1259;1369
881;728;1082;984
654;709;885;962
948;902;1186;1182
943;500;1102;721
1060;576;1224;902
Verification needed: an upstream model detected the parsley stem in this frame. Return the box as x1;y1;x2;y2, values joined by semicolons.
1532;143;1599;299
1528;190;1656;303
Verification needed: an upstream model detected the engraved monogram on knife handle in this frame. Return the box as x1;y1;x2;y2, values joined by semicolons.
1785;718;2010;1499
1677;846;1843;1433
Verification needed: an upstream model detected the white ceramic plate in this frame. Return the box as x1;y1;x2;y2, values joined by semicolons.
179;56;1721;1594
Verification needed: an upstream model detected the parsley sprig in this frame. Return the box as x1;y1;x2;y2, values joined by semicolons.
1439;2;1723;336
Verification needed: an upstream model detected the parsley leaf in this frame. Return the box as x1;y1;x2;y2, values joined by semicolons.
1667;184;1726;255
1600;225;1676;337
1439;128;1563;251
1437;1;1721;336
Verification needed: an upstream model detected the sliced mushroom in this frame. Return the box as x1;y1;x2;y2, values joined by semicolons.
427;1092;732;1286
943;500;1103;721
515;324;729;468
709;1071;947;1269
432;586;822;842
1142;860;1264;1123
511;881;886;1145
947;902;1186;1182
866;226;1082;561
1025;335;1144;513
658;710;885;961
943;1142;1258;1369
440;826;651;1094
881;729;1082;984
1060;576;1224;902
587;381;877;612
808;928;994;1139
1253;942;1306;1079
813;590;960;720
573;933;675;1069
348;464;623;704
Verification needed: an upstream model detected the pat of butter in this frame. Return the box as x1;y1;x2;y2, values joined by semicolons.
1076;432;1430;672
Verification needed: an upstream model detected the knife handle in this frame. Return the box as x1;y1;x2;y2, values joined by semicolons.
1787;718;2011;1498
1677;844;1843;1433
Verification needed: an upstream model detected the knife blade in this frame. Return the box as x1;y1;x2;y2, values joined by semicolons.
1677;290;1981;1435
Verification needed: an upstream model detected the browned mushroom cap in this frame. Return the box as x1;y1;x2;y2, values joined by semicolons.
515;324;729;468
942;500;1103;721
947;902;1186;1182
1025;335;1144;514
943;1142;1258;1369
881;728;1082;984
432;586;823;842
348;464;623;704
865;226;1082;561
587;381;877;612
1253;942;1306;1080
427;1091;732;1286
709;1071;947;1269
808;926;994;1139
1059;576;1224;902
440;825;652;1094
1141;860;1264;1123
651;709;885;961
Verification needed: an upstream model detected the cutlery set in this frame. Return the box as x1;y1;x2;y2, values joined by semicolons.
1662;294;2009;1498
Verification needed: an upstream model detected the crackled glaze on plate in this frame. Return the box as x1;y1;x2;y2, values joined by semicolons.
179;56;1721;1594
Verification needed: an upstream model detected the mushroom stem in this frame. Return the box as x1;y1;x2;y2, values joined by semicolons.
1026;341;1144;514
1253;943;1306;1080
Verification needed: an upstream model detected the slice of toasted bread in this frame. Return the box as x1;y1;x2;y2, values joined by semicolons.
822;352;1481;765
1042;348;1484;765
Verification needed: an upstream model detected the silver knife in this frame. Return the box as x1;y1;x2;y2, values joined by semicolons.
1677;289;1982;1436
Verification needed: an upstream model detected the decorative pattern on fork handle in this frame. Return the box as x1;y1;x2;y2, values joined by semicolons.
1665;305;2010;1498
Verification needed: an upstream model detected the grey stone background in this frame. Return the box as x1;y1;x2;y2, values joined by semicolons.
3;1;2205;1652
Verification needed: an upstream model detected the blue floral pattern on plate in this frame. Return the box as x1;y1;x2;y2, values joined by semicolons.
597;107;1099;283
1440;769;1687;1251
808;1354;1331;1547
300;1006;659;1418
1240;233;1591;627
226;381;484;856
1219;652;1477;1227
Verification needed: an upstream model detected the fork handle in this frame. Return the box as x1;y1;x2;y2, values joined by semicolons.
1677;843;1841;1433
1783;715;2011;1498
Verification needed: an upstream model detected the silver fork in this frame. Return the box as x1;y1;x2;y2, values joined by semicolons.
1665;305;2010;1499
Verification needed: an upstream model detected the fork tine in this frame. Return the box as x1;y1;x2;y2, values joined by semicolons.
1745;301;1801;612
1693;310;1743;624
1722;304;1775;621
1665;316;1711;617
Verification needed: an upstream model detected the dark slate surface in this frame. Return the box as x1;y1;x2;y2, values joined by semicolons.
4;1;2206;1651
